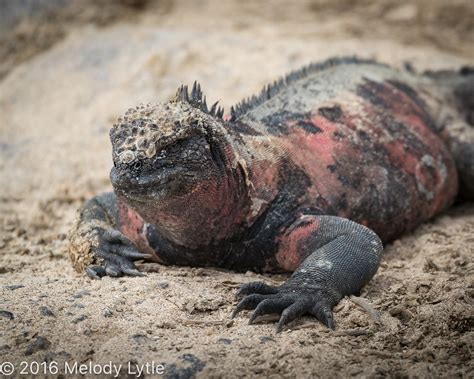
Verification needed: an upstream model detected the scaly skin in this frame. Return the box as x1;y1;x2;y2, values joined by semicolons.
69;57;474;331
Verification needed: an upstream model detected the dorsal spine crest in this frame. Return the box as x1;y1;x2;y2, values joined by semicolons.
175;81;224;119
229;56;382;121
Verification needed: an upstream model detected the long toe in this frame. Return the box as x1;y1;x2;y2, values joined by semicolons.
116;245;153;260
105;263;121;277
122;268;146;277
276;301;310;332
231;294;269;318
249;297;293;324
312;302;335;330
237;281;279;298
102;229;135;246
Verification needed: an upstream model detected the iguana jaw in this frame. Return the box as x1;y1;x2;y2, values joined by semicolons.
112;153;250;248
110;164;184;201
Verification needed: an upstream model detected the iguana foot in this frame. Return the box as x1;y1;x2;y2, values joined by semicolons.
232;281;335;332
231;215;383;332
86;229;152;279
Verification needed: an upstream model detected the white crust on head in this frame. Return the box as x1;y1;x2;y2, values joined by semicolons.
111;101;205;164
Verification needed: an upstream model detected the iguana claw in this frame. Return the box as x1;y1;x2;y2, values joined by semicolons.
87;229;151;279
232;281;335;332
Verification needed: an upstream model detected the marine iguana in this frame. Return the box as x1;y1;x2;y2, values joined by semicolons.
69;57;474;331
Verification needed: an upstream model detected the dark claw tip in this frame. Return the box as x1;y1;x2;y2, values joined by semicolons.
322;313;335;330
122;268;146;277
248;314;258;325
105;266;121;277
85;265;105;280
230;306;243;319
231;305;244;319
86;269;101;280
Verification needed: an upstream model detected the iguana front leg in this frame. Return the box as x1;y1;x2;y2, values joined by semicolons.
232;215;383;331
69;192;153;279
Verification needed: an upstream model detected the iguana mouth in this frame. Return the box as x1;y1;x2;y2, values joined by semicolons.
110;165;184;199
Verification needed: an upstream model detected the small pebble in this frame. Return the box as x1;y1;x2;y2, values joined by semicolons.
25;336;51;356
73;290;91;298
0;310;14;320
103;308;113;317
15;331;29;346
131;334;147;343
72;315;88;324
5;284;24;290
225;320;234;328
39;306;55;317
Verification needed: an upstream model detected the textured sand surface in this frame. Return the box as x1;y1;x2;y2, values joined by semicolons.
1;1;473;377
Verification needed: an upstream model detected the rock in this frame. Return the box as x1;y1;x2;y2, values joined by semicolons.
5;284;24;290
71;315;88;324
0;310;14;320
25;336;51;356
73;290;91;298
131;334;147;343
39;306;55;317
103;308;113;317
259;336;275;343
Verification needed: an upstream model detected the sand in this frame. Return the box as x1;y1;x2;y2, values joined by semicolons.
1;0;473;377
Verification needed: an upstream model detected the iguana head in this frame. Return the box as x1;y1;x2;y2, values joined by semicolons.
109;83;249;246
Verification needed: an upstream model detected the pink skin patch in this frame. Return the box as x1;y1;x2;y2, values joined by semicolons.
117;201;162;263
276;216;320;271
278;116;341;201
359;82;458;217
254;85;457;242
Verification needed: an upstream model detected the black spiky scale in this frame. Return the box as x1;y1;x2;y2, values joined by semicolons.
175;81;223;119
175;57;383;123
229;57;383;121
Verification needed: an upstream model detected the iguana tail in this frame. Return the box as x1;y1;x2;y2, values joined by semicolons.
425;66;474;125
452;67;474;125
425;66;474;200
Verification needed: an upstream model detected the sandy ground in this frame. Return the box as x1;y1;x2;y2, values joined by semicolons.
1;0;473;377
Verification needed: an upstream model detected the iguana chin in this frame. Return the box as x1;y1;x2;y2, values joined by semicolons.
69;57;473;331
